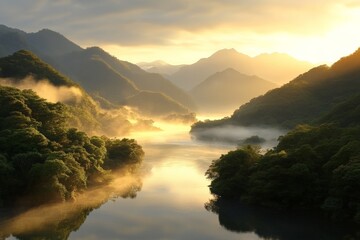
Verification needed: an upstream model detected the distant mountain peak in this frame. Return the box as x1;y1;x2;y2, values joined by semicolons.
210;48;248;58
33;28;72;40
37;28;57;33
220;67;239;74
84;46;106;55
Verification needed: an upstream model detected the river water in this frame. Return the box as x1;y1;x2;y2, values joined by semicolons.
2;122;357;240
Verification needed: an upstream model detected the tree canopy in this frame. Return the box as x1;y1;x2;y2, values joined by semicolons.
206;124;360;224
0;86;144;207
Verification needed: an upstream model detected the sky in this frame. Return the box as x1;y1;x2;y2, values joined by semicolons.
1;0;360;65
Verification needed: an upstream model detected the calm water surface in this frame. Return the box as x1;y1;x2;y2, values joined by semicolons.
69;124;261;240
2;123;357;239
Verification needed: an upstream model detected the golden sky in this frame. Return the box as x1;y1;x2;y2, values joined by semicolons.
1;0;360;65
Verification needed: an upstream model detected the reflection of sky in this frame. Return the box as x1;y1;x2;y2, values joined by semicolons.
69;125;265;240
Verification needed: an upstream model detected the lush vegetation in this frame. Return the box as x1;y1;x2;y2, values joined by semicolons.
191;48;360;133
0;25;197;119
196;48;360;228
206;122;360;224
0;50;151;136
0;50;74;87
0;85;144;207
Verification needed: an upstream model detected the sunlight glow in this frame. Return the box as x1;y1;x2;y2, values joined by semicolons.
102;4;360;65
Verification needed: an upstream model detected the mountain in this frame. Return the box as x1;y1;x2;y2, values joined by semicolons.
0;50;188;134
204;97;360;226
125;91;190;117
53;46;194;118
0;25;81;58
26;29;82;56
169;48;313;90
54;47;196;110
0;50;103;133
0;50;74;87
54;48;139;104
137;60;184;76
190;68;277;114
0;25;30;57
0;25;196;116
191;47;360;133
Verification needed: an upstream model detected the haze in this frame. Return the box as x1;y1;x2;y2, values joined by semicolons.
1;0;360;65
1;1;360;239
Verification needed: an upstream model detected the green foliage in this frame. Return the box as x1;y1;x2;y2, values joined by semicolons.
104;138;144;172
0;50;128;136
206;146;260;198
0;86;144;207
0;50;74;86
192;48;360;132
243;135;266;145
206;124;360;224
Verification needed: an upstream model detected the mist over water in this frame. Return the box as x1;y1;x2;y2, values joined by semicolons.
0;172;143;239
1;121;354;240
191;124;285;149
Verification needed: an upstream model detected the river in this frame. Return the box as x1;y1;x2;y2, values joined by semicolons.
1;122;357;240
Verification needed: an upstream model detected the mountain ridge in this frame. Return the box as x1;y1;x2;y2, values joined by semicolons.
191;47;360;133
0;25;196;117
169;48;314;90
190;68;277;114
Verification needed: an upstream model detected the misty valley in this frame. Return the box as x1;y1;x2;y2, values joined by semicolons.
2;124;357;240
0;24;360;240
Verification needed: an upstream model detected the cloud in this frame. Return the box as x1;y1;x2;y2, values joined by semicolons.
0;77;83;103
0;0;350;46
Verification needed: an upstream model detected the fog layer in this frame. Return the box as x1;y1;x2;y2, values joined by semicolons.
0;77;82;103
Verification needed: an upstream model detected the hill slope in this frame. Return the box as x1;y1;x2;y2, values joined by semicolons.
54;48;139;104
320;93;360;127
125;91;190;117
55;47;196;110
26;28;82;56
191;48;360;133
0;25;196;115
190;68;277;113
0;50;141;135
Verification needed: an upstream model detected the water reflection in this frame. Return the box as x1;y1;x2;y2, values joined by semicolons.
205;197;359;240
68;129;262;240
0;173;142;240
3;122;357;240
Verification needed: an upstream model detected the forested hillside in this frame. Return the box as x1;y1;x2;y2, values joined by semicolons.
205;91;360;225
191;48;360;134
0;86;144;207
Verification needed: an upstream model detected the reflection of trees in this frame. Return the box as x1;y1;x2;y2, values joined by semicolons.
205;197;359;240
0;173;143;240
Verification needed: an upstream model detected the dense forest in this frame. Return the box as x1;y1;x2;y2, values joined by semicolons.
206;93;360;224
0;85;144;207
0;50;168;136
